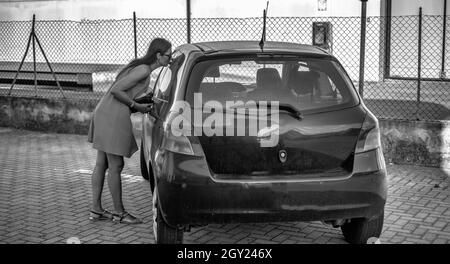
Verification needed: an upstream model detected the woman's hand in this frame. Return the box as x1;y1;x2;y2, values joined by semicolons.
133;103;152;114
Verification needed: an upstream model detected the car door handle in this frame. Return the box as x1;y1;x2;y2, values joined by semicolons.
153;97;168;103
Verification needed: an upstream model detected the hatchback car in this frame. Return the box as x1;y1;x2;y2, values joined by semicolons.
140;41;387;244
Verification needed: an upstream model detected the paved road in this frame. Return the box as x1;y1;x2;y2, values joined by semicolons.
0;127;449;244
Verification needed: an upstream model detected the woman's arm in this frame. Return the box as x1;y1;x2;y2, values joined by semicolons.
110;64;150;108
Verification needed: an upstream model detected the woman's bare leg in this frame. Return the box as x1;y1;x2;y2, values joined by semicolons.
91;150;108;212
106;153;125;213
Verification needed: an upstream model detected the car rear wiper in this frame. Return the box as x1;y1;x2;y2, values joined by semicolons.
229;102;303;120
268;102;304;120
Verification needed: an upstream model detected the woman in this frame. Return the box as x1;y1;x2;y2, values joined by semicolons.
87;38;172;224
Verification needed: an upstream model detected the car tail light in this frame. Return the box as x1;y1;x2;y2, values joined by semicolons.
353;110;386;173
355;110;381;153
161;111;195;156
162;129;195;155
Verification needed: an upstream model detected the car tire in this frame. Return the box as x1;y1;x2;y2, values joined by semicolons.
140;141;149;181
152;185;183;244
341;211;384;244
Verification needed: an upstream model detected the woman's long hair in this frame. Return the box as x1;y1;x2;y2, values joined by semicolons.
116;38;172;79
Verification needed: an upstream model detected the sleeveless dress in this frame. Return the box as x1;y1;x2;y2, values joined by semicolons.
87;68;150;158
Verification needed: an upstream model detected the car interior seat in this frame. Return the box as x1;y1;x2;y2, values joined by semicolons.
247;68;283;101
288;70;320;102
256;68;282;91
199;82;237;103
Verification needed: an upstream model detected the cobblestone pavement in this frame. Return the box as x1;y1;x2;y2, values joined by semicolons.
0;127;449;244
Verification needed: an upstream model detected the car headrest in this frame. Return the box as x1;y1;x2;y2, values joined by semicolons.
288;71;319;95
205;66;220;78
216;82;246;93
256;68;282;90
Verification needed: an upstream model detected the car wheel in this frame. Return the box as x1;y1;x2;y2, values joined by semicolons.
341;211;384;244
152;185;183;244
140;141;149;181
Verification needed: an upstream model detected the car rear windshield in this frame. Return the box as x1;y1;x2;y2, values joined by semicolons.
185;55;359;114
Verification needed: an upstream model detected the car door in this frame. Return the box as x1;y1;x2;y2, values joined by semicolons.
143;51;186;164
142;66;170;163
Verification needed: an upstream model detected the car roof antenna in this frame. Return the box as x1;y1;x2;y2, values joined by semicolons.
259;1;269;52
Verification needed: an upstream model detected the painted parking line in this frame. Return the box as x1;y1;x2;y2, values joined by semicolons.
0;128;13;133
74;169;144;183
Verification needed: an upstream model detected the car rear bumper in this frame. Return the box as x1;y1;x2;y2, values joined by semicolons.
154;151;387;227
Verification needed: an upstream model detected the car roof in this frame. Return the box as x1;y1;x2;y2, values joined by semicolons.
187;41;330;56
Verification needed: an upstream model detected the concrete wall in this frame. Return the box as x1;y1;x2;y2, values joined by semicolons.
0;95;144;136
391;0;449;16
380;119;450;169
0;96;97;134
0;0;381;21
1;96;448;169
388;0;449;79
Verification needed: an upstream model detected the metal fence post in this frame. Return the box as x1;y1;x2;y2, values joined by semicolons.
383;0;392;80
416;7;423;120
32;15;37;96
133;11;137;59
9;14;65;98
359;0;368;98
186;0;191;43
441;0;447;79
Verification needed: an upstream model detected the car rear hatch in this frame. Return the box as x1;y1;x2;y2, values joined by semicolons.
185;53;364;181
197;106;365;180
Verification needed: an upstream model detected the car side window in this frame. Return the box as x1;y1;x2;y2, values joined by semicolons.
153;51;186;102
153;67;172;100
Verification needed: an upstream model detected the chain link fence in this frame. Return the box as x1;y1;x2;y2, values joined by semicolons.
363;15;450;121
0;15;449;120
